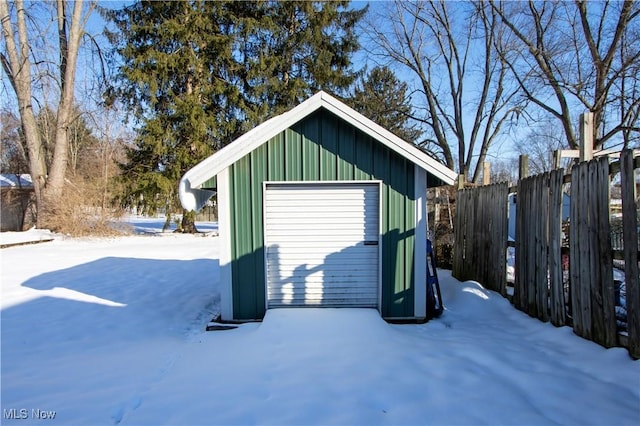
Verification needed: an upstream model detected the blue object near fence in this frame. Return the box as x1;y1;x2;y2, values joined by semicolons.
426;239;444;319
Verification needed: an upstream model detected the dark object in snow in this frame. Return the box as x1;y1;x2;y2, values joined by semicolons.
0;238;54;249
206;314;238;331
206;324;238;331
615;278;627;332
426;239;444;319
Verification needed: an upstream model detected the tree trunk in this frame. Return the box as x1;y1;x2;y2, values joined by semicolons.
162;213;172;232
1;0;48;226
47;0;86;200
1;0;92;226
181;209;199;233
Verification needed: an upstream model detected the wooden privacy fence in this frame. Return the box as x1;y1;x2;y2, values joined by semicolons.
452;149;640;359
569;158;616;347
453;182;508;296
514;169;565;326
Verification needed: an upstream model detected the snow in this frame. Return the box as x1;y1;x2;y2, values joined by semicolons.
1;218;639;425
0;173;33;188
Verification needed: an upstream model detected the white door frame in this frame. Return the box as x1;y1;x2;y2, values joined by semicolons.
262;180;382;311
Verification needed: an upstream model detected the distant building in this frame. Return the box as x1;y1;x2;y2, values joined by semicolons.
1;174;34;231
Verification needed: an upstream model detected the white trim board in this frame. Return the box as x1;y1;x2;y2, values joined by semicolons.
216;168;234;321
413;167;428;319
262;181;382;310
180;91;457;212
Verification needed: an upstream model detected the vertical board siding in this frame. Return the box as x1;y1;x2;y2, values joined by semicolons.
570;158;616;346
267;133;285;181
230;155;259;319
229;109;417;320
620;150;640;358
454;150;640;357
353;132;373;180
299;119;320;181
337;121;356;180
285;129;303;181
548;169;565;326
513;172;564;323
320;113;338;180
452;182;508;294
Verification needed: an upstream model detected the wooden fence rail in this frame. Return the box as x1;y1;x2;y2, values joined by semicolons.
452;149;639;359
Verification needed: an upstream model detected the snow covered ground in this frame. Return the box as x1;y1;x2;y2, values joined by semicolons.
1;217;639;425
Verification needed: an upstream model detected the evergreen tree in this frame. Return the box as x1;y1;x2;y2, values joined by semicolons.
230;1;366;123
105;1;239;231
105;1;366;231
348;66;422;144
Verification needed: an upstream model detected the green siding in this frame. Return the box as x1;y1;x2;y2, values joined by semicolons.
267;133;285;181
319;114;338;180
229;108;416;320
285;129;303;180
201;176;217;190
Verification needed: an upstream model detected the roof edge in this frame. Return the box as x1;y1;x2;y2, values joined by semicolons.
180;91;457;211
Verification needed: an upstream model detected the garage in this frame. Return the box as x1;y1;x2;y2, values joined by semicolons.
179;91;457;321
264;182;380;308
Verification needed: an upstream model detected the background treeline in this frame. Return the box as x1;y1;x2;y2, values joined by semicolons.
1;0;638;234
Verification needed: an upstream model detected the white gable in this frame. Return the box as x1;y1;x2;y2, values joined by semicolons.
180;91;457;211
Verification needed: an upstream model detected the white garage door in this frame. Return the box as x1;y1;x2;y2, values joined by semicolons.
265;182;379;308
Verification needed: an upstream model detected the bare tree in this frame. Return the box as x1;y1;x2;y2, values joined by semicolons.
0;109;28;173
515;120;567;174
362;1;523;183
490;0;640;151
1;0;95;226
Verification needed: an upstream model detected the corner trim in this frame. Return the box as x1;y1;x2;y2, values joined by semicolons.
414;166;428;318
217;167;234;321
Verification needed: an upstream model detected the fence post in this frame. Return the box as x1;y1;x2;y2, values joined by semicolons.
579;112;594;162
483;162;491;185
553;150;562;169
519;155;529;180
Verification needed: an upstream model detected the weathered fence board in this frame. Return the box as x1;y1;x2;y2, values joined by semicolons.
570;158;617;347
548;169;565;326
452;183;508;294
537;173;550;322
597;159;616;348
514;171;563;322
454;149;639;358
571;161;593;339
621;150;640;359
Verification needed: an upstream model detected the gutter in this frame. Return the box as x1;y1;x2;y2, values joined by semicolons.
179;176;215;212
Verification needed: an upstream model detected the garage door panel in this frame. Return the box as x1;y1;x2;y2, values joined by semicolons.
266;256;379;266
265;183;379;309
266;232;376;240
270;241;379;248
267;266;378;275
267;274;379;285
266;245;379;260
268;288;378;307
267;281;379;292
268;263;378;273
265;221;376;230
267;262;378;277
268;296;378;305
